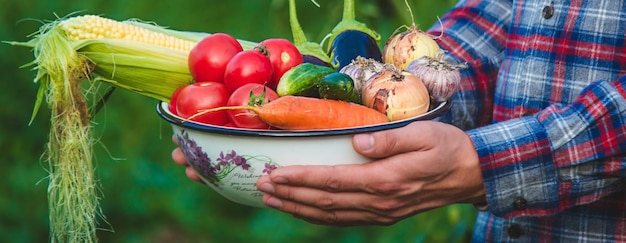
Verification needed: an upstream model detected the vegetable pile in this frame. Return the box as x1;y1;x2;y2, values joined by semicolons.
171;0;464;130
7;0;464;241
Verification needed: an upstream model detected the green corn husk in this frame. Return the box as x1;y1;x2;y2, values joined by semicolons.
75;38;194;102
5;14;258;242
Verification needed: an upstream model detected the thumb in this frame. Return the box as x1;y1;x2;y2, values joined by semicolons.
352;121;433;158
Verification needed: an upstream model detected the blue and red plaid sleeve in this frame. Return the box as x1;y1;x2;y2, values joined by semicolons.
427;0;626;218
468;77;626;217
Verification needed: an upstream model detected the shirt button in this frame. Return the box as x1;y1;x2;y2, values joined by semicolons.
542;5;554;19
513;197;528;210
507;224;524;238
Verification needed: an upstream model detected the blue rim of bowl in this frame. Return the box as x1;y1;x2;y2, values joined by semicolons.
156;100;450;137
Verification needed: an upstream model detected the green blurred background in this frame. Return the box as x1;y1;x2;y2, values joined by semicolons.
0;0;477;242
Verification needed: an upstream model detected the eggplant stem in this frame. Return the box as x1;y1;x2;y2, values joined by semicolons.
288;0;322;45
288;0;331;64
288;0;308;46
325;0;381;52
343;0;355;21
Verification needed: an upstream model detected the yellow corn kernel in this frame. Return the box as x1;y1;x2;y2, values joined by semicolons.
59;15;196;52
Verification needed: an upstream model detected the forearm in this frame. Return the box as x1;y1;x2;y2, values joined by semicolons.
469;77;626;217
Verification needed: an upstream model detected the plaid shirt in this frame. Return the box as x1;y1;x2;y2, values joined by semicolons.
428;0;626;242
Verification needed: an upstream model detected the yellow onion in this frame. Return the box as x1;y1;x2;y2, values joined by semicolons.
361;65;430;121
406;50;467;102
382;24;441;70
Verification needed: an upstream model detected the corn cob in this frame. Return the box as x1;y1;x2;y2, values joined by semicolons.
61;15;197;51
5;14;257;243
10;14;258;113
52;15;195;104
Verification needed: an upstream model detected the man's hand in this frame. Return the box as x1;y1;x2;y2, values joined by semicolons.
255;121;486;226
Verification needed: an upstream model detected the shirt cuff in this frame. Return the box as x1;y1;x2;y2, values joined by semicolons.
467;116;559;217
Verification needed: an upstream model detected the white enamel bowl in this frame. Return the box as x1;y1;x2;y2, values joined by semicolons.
157;101;450;207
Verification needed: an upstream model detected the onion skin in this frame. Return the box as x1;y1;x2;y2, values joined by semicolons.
382;24;441;70
361;65;430;121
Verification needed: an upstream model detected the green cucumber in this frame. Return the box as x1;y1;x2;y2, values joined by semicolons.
318;72;361;103
276;63;335;97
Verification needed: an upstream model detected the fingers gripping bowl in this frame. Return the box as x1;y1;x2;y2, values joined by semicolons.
157;101;450;207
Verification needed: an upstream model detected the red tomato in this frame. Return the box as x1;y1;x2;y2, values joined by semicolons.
175;82;230;125
226;83;279;129
257;38;304;89
188;33;243;83
223;49;274;93
168;85;183;115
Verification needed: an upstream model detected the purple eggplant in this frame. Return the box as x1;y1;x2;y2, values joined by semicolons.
326;0;382;70
288;0;332;67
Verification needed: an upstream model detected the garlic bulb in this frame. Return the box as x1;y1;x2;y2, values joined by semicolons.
406;51;466;102
361;65;430;121
338;56;385;94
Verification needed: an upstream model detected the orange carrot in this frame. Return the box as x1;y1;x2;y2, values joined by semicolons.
190;96;390;130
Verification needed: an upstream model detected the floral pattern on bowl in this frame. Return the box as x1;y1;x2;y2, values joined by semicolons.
176;130;280;206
